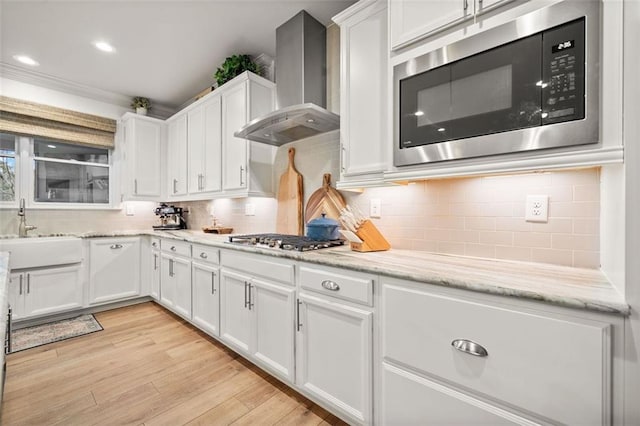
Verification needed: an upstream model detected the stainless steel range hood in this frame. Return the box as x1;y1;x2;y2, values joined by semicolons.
235;11;339;146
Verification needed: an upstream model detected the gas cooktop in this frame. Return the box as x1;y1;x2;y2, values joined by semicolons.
228;233;345;252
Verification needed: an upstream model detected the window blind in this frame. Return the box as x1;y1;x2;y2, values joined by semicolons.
0;96;117;149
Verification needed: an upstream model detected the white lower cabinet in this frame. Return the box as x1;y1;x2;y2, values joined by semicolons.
9;265;83;320
220;268;296;383
219;269;252;352
159;240;192;320
88;237;141;305
219;249;296;384
191;261;220;337
381;278;614;425
150;245;160;301
296;265;374;425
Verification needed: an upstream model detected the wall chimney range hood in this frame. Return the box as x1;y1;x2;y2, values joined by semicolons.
235;11;340;146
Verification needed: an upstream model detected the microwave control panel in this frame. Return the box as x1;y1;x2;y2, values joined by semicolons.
542;18;585;125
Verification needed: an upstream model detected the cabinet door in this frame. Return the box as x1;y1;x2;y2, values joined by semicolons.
222;83;248;191
390;0;470;49
160;253;176;309
150;249;160;300
202;96;222;192
23;265;83;318
340;2;388;178
297;293;373;425
171;256;192;320
382;363;522;425
89;238;141;305
187;106;205;193
251;279;295;383
219;269;251;354
129;118;162;197
192;262;220;337
8;272;25;320
167;115;188;196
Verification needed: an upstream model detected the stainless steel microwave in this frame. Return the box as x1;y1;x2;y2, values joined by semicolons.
394;1;600;167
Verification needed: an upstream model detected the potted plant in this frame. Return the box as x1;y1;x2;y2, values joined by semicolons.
214;55;260;88
131;97;151;115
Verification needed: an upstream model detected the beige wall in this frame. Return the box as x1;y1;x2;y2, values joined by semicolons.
0;201;158;235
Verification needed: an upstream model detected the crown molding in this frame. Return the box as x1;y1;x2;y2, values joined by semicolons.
0;62;176;119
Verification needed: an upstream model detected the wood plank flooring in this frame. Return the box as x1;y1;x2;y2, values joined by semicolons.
0;302;348;426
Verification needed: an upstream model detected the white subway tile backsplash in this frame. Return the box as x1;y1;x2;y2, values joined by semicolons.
177;136;601;271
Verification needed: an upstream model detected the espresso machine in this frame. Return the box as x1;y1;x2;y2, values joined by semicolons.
153;203;187;230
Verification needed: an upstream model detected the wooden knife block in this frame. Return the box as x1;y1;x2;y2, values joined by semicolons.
351;220;391;252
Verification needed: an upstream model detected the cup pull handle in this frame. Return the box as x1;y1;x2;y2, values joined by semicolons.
451;339;488;357
200;252;208;259
110;244;123;249
321;280;340;291
170;246;177;252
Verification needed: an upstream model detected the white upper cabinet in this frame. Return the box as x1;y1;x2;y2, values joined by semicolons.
334;0;389;189
221;82;248;191
188;95;222;195
220;72;276;197
167;113;188;197
165;71;274;200
389;0;515;50
121;113;164;200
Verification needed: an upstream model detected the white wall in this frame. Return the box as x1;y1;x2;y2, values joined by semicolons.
0;77;130;119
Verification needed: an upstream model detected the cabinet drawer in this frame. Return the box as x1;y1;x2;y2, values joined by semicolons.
382;363;526;425
150;237;160;250
221;250;294;284
382;282;610;425
299;265;374;306
161;239;191;258
192;244;219;265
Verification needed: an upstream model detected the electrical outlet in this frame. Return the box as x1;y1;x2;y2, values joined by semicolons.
125;203;135;216
525;195;549;222
370;199;382;218
245;202;255;216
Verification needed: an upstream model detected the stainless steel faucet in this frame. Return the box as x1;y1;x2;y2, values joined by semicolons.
18;198;37;237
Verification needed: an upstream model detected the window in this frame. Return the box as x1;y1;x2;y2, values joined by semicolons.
33;139;110;204
0;133;17;202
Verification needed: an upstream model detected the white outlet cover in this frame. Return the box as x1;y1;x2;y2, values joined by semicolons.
525;195;549;222
370;198;382;218
125;203;135;216
245;202;255;216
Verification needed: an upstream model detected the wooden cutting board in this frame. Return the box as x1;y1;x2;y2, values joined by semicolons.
304;173;347;223
276;147;304;235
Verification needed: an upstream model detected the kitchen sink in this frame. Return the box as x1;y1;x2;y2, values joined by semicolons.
0;236;83;269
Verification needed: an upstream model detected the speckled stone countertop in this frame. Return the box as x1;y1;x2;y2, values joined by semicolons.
0;230;629;316
0;252;9;396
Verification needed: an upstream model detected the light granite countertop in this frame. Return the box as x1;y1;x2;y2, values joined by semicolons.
0;251;9;398
0;230;629;316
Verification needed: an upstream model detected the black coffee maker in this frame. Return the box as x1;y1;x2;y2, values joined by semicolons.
153;203;187;230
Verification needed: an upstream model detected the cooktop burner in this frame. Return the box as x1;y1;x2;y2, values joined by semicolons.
228;233;345;252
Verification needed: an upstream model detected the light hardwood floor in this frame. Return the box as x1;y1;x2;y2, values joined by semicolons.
0;302;349;426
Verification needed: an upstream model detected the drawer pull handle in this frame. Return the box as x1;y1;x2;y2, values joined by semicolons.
321;280;340;291
110;244;123;249
200;252;208;259
451;339;488;357
152;242;158;248
170;246;177;252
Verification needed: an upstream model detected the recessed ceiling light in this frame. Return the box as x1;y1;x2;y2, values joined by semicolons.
13;55;39;66
47;144;57;149
94;41;115;53
437;127;446;132
414;111;424;117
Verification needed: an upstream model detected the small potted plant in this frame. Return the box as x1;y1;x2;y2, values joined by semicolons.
131;97;151;115
214;55;260;88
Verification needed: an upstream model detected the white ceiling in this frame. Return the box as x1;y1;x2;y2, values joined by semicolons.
0;0;355;112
